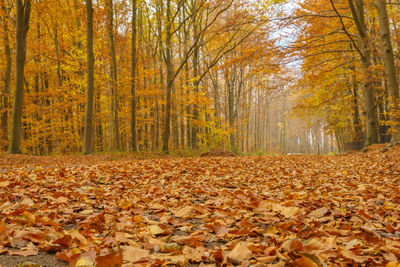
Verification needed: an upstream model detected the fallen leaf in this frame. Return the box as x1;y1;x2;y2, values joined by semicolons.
74;256;95;267
182;246;203;262
307;207;329;219
8;249;38;257
122;247;149;263
148;224;166;236
340;248;370;264
0;181;10;187
226;242;253;263
174;206;194;218
96;250;123;267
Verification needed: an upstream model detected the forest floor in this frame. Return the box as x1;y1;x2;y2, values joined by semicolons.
1;145;400;266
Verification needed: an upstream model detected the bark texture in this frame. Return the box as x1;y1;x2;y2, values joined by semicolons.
162;0;174;153
1;1;11;148
106;0;120;150
9;0;31;154
375;0;400;143
131;0;137;151
83;0;95;154
348;0;379;146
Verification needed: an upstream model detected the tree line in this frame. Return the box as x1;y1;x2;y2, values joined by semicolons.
5;0;397;155
288;0;400;152
1;0;285;155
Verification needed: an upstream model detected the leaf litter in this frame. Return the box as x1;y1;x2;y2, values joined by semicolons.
0;148;400;266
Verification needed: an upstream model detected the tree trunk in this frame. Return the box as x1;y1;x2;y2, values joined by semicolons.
106;0;120;150
1;1;11;148
162;0;174;153
83;0;95;154
348;0;379;146
131;0;137;151
191;38;200;150
9;0;31;154
375;0;400;143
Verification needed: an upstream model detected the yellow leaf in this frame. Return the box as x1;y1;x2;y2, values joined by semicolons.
148;225;166;236
387;262;400;267
75;256;95;267
23;211;36;224
119;199;133;210
0;181;10;187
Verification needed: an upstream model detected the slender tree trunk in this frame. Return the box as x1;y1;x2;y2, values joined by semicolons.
9;0;31;154
53;27;62;87
184;27;191;149
131;0;137;151
375;0;400;143
352;82;363;141
162;0;174;153
83;0;95;154
228;83;235;150
349;64;363;142
191;42;200;150
106;0;120;150
152;55;158;151
348;0;379;146
1;1;11;148
190;2;202;150
156;0;164;151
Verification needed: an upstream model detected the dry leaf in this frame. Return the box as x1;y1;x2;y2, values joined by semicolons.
226;242;253;263
122;247;149;263
174;206;194;218
340;248;370;264
96;251;123;267
307;207;329;219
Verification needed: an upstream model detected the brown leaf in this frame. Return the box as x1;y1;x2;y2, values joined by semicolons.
174;206;194;218
226;242;253;263
148;224;167;236
122;247;149;263
182;246;204;262
7;249;38;257
96;250;123;267
294;255;320;267
340;248;370;264
307;207;329;219
256;256;277;264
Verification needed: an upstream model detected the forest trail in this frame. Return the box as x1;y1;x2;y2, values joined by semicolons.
1;147;400;266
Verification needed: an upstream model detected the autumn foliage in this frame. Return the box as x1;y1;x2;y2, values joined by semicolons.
0;0;284;155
